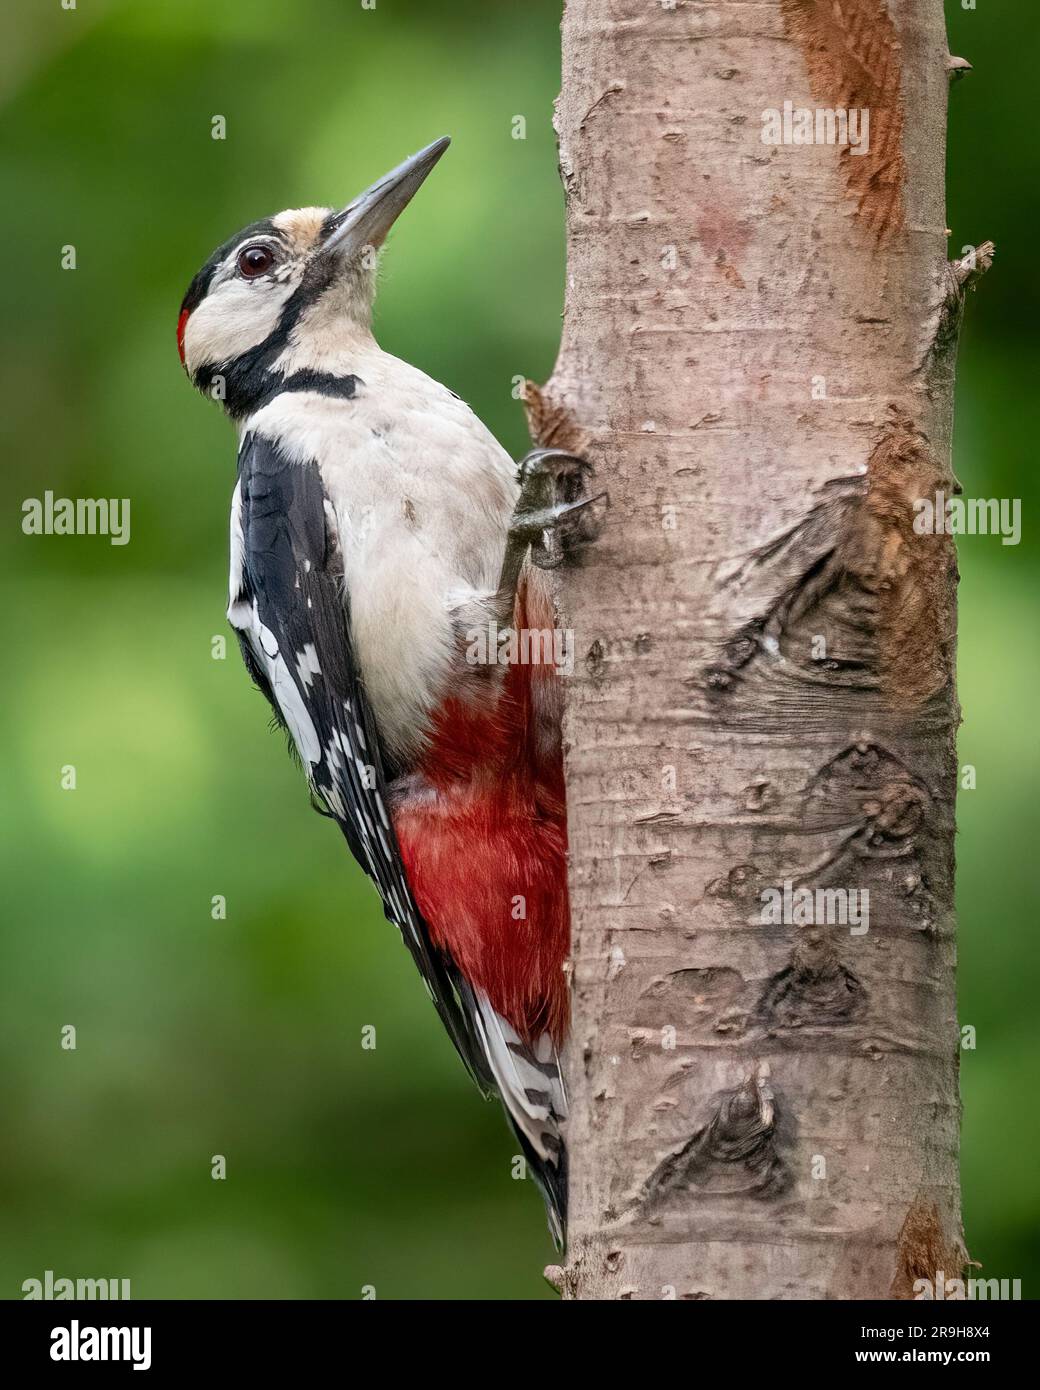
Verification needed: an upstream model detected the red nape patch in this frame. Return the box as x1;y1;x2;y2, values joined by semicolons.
176;307;191;367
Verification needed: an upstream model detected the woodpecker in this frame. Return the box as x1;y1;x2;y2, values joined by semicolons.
177;138;600;1243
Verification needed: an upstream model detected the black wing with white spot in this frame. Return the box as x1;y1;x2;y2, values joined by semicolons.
228;429;497;1095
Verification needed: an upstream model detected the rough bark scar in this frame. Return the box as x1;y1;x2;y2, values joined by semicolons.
929;240;996;364
890;1194;967;1299
634;966;746;1034
638;1067;790;1207
704;474;866;704
863;409;956;708
522;378;590;456
742;742;934;1033
780;0;906;246
646;966;746;1003
769;740;936;935
801;740;934;922
805;739;928;830
757;927;866;1028
706;409;954;713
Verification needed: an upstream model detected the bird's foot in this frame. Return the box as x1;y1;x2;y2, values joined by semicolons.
508;448;607;571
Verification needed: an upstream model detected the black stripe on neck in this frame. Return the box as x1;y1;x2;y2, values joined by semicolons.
257;369;362;410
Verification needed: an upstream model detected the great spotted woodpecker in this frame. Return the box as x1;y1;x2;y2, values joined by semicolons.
177;138;601;1242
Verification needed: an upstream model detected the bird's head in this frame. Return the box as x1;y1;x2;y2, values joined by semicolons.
177;136;449;416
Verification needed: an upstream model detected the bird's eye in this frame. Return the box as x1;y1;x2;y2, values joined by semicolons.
238;245;275;278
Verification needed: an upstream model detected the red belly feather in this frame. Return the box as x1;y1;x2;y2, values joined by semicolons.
392;581;570;1044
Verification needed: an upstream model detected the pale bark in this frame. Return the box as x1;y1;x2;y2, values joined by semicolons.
530;0;990;1300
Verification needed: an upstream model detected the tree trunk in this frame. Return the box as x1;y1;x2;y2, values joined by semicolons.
529;0;990;1300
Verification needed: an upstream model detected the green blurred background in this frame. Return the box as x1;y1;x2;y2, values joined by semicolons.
0;0;1035;1299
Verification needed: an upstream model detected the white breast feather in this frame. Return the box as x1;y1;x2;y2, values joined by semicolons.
244;342;518;764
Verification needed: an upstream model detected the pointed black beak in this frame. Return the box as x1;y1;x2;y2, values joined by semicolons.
321;137;450;260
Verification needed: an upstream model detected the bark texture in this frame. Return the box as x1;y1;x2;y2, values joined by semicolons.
530;0;989;1300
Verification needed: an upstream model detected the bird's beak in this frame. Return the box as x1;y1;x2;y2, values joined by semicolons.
320;137;451;261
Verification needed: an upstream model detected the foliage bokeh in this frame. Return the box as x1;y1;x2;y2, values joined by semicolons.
1;0;1035;1298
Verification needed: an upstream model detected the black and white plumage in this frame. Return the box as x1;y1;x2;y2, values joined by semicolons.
180;140;569;1242
229;430;492;1084
229;428;566;1241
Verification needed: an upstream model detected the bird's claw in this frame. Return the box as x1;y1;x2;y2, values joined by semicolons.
511;448;607;570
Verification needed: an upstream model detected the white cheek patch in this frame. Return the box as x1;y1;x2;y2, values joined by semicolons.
183;275;296;377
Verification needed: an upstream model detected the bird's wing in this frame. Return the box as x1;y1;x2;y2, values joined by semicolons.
228;428;496;1095
227;431;567;1241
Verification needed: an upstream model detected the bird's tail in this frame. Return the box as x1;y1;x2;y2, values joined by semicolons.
469;990;568;1247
